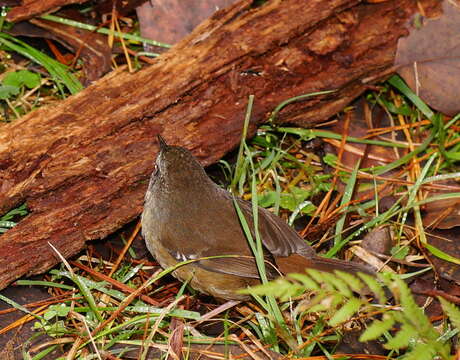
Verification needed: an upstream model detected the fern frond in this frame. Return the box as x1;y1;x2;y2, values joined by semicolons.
335;271;366;293
241;269;457;360
238;277;304;301
394;276;432;334
288;272;320;291
403;343;437;360
306;269;332;291
322;272;353;297
384;322;417;350
329;297;362;326
359;314;395;342
438;296;460;330
360;273;387;304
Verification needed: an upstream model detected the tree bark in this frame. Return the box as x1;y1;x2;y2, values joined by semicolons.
0;0;439;289
6;0;88;23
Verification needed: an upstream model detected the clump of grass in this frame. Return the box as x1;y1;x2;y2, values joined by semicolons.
215;77;460;356
0;31;83;122
0;203;27;233
0;4;171;123
1;30;460;357
0;33;83;95
240;269;459;359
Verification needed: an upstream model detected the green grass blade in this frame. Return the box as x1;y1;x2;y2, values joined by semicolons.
15;280;75;290
0;33;83;94
278;127;409;149
334;159;361;245
269;90;336;123
424;243;460;265
41;14;171;49
231;95;254;192
0;293;44;321
367;134;433;175
397;154;436;240
388;75;434;119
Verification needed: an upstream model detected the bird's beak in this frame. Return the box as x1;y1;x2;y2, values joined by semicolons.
157;134;168;151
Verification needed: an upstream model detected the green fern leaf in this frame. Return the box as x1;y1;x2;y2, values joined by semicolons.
360;273;387;304
303;293;342;314
306;269;329;289
360;314;395;341
395;277;435;337
335;271;365;293
438;297;460;330
288;273;319;291
384;322;417;350
329;297;362;326
238;278;303;299
322;272;352;297
403;343;436;360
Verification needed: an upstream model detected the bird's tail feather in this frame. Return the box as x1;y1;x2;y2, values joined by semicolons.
276;253;374;276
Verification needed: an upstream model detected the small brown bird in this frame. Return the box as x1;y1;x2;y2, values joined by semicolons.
141;135;372;300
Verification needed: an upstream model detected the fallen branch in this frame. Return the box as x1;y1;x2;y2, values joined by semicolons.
0;0;438;289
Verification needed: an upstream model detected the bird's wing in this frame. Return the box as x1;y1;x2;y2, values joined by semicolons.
231;197;375;276
196;256;279;279
152;185;311;281
159;217;279;280
232;195;315;258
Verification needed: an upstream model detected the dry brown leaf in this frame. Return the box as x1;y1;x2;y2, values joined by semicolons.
395;0;460;115
425;227;460;284
136;0;237;52
423;189;460;229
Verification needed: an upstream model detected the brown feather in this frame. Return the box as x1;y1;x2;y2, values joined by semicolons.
141;140;374;300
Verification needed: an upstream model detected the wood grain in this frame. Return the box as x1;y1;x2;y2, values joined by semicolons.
0;0;439;289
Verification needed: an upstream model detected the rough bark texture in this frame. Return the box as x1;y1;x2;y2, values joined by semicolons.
0;0;439;289
6;0;88;22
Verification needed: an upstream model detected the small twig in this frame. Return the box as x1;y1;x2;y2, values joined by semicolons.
71;260;159;306
108;220;142;277
196;300;240;323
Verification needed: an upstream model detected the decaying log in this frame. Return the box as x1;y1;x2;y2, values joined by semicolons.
6;0;88;23
6;0;146;22
0;0;439;289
